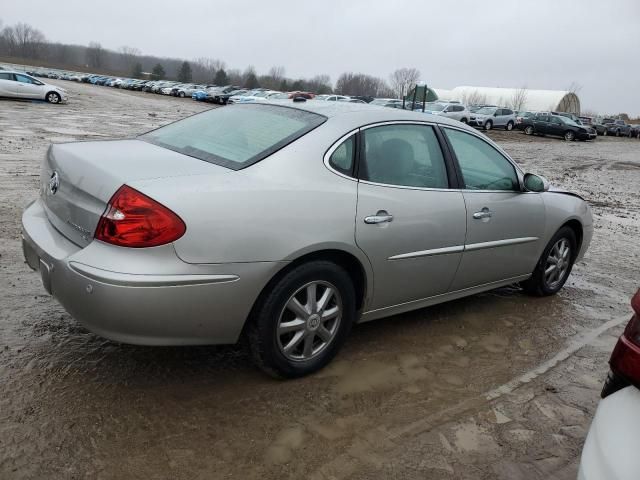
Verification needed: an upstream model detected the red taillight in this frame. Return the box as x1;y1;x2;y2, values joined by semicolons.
607;290;640;392
94;185;186;248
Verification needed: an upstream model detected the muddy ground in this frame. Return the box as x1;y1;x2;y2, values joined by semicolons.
1;81;639;479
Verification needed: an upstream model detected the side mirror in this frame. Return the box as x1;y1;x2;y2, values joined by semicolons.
523;173;550;192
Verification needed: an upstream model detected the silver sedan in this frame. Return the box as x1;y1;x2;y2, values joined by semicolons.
21;101;593;377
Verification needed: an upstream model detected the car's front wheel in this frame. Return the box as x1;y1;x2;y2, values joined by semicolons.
524;125;534;135
46;92;61;104
248;261;355;378
179;91;185;98
484;120;493;131
522;226;577;296
564;130;575;141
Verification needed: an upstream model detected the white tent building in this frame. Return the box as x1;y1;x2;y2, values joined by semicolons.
432;86;580;114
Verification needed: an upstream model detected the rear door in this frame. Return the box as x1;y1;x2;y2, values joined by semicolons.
441;127;545;290
533;114;549;134
548;116;564;137
0;72;16;97
354;122;466;310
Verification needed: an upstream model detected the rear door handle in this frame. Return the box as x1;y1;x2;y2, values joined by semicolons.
364;210;394;224
473;208;493;219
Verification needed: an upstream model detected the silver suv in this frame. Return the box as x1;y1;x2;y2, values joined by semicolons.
423;102;470;123
469;106;517;131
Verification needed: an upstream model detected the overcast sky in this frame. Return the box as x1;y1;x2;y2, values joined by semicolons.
3;0;640;115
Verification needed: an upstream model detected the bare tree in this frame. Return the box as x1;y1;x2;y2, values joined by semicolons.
193;57;225;83
86;41;106;68
566;81;582;95
1;22;46;58
336;72;392;97
509;86;528;111
461;90;488;107
389;67;421;99
118;45;141;70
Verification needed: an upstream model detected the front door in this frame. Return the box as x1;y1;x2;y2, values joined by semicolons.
14;74;43;99
441;127;545;291
354;123;467;310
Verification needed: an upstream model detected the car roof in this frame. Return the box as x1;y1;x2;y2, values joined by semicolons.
264;99;474;130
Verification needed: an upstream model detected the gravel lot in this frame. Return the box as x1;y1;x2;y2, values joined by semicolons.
1;81;639;479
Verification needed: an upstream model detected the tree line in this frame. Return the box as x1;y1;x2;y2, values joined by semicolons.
0;19;422;97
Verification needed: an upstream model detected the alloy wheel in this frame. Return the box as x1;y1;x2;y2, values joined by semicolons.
565;131;575;141
276;281;342;362
544;238;571;289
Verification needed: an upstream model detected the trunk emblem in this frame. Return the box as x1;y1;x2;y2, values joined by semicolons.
49;171;60;195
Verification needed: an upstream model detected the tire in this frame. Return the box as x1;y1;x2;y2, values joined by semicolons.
505;121;514;131
522;226;577;296
46;91;61;104
603;129;607;136
524;125;534;135
484;120;493;131
460;118;468;124
564;130;575;141
179;91;185;98
248;260;356;378
615;129;621;137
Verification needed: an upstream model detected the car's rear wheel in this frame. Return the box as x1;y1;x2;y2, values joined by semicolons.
46;92;61;104
505;121;514;131
564;130;575;141
522;226;577;296
524;125;534;135
615;129;621;137
484;120;493;131
248;261;355;378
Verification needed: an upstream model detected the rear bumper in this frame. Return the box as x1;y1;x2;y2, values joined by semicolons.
579;386;640;480
22;198;281;345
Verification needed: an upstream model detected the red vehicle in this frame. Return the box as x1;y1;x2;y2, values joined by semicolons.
579;289;640;480
602;289;640;396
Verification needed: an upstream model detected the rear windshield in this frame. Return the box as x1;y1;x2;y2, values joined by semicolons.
141;104;326;170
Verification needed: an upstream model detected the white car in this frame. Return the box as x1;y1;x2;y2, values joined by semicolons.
315;94;350;101
229;90;279;103
579;289;640;480
0;71;68;103
423;102;470;123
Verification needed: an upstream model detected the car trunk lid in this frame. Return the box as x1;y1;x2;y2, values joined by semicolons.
41;139;227;247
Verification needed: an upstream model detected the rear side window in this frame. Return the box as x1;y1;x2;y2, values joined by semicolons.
0;72;12;80
141;104;326;170
328;135;355;176
360;124;448;189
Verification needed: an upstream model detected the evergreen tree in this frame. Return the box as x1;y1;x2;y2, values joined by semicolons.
177;61;192;83
151;63;165;80
213;69;229;86
131;62;143;79
244;72;260;89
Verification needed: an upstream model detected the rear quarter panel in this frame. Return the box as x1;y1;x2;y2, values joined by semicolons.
131;120;364;266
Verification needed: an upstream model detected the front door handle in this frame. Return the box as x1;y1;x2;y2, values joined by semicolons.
473;207;493;220
364;210;394;224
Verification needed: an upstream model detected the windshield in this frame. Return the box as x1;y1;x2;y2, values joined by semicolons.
476;107;496;115
141;104;326;170
426;103;446;111
315;95;329;100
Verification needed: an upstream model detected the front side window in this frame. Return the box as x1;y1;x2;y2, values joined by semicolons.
360;124;448;189
141;104;326;170
328;135;355;176
443;128;519;191
15;74;35;84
